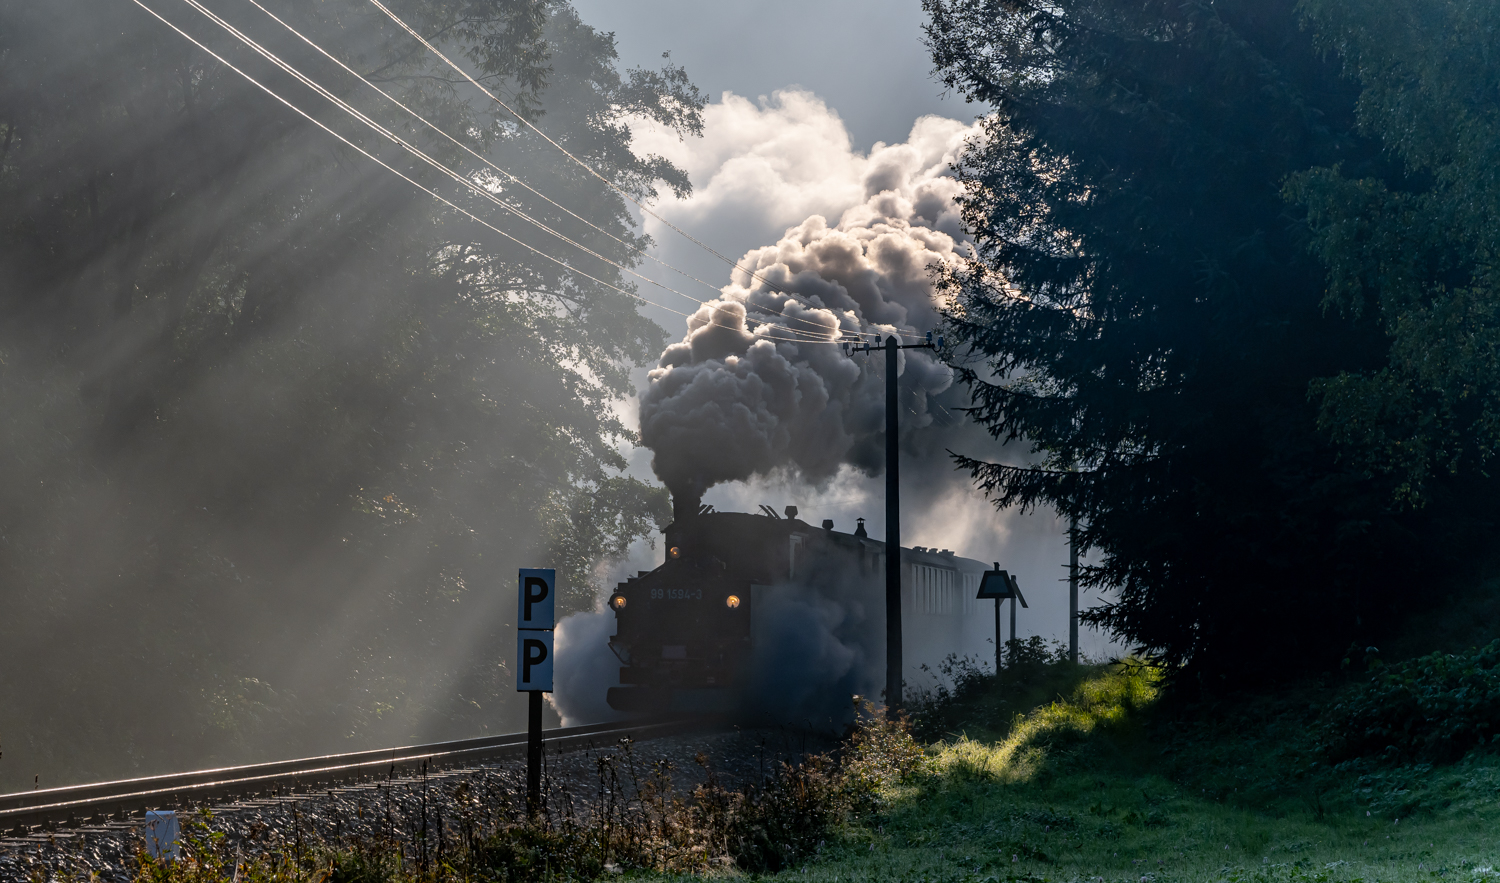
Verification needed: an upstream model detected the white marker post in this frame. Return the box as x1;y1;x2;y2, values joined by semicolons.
517;568;555;816
143;810;179;861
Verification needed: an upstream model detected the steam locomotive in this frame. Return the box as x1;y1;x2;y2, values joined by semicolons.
605;499;993;716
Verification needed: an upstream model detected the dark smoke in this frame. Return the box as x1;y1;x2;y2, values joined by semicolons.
639;162;971;502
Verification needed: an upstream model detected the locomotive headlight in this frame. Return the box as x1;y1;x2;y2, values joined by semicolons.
669;546;681;559
725;594;741;609
609;594;627;610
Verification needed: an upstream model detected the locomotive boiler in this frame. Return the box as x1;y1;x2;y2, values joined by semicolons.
605;497;994;716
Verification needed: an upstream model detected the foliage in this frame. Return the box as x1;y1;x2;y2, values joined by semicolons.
721;754;845;873
776;657;1500;883
838;700;930;816
114;723;926;882
907;642;1094;742
923;661;1162;783
922;0;1479;681
0;0;695;787
86;661;1500;882
1288;0;1500;506
1321;642;1500;765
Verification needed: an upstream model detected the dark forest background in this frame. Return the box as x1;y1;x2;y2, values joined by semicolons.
928;0;1500;683
0;0;693;790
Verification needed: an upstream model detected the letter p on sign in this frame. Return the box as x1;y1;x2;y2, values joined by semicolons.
516;629;553;691
516;568;555;693
518;568;555;629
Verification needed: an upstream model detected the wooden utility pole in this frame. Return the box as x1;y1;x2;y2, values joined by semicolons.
883;335;902;714
1069;514;1079;664
846;332;938;716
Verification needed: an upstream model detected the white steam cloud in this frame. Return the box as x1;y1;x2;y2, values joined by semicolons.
550;602;625;726
638;108;980;499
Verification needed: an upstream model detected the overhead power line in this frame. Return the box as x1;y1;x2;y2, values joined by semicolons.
234;0;844;342
125;0;774;342
174;0;830;345
144;0;836;347
362;0;924;343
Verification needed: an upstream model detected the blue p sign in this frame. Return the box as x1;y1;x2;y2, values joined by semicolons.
516;629;553;692
518;568;555;630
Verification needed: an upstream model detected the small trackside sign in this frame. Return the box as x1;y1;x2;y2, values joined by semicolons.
518;568;555;630
516;629;554;692
517;568;555;693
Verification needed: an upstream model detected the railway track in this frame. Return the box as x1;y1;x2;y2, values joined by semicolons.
0;718;702;837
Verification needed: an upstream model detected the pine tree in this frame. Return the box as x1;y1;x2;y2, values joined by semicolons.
925;0;1442;680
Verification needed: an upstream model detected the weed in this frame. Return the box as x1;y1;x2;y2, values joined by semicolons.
117;710;934;882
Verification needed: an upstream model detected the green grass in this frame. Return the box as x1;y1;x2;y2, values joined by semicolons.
119;652;1500;882
645;660;1500;882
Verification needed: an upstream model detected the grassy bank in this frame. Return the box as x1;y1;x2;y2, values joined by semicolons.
94;644;1500;881
722;650;1500;883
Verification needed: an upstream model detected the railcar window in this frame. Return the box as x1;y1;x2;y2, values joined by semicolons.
913;564;960;615
961;572;982;614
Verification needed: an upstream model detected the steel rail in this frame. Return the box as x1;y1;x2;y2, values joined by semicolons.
0;718;701;835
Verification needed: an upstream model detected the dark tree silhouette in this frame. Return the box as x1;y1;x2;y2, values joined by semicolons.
925;0;1493;682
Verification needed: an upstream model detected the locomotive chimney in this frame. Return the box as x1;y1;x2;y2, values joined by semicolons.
663;490;702;562
671;490;703;526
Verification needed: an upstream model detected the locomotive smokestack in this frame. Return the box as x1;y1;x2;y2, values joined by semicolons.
671;490;703;526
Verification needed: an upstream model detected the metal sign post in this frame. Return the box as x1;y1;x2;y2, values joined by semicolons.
976;565;1027;669
516;568;555;817
1009;574;1028;665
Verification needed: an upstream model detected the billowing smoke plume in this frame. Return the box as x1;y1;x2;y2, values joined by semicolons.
639;119;977;501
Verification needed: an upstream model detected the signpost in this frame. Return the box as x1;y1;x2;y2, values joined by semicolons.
976;564;1028;669
517;568;555;816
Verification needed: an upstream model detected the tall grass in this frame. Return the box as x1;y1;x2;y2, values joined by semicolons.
109;712;928;883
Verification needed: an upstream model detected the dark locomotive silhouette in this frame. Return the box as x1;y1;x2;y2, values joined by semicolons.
605;496;993;715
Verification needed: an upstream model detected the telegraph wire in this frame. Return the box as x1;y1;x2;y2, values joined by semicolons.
152;0;835;346
234;0;843;342
123;0;845;349
174;0;830;345
363;0;924;343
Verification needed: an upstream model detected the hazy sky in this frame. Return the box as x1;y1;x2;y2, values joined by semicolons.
569;0;959;151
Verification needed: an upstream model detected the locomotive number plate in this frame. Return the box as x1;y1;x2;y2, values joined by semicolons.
650;587;702;600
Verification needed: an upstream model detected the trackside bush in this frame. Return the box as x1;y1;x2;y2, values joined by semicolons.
1322;641;1500;764
839;701;928;815
129;716;929;882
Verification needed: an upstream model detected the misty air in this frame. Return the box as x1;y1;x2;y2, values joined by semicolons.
2;0;1499;880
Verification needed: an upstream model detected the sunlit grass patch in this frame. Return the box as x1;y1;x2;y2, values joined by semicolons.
758;657;1500;883
923;660;1163;784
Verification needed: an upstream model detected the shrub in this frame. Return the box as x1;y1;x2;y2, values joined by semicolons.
127;721;919;883
839;701;928;815
1321;641;1500;764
